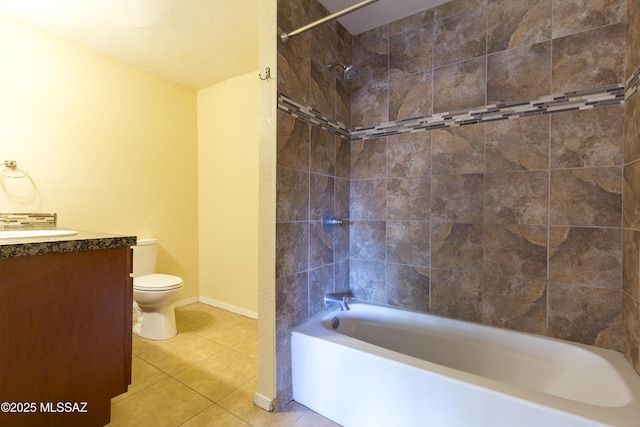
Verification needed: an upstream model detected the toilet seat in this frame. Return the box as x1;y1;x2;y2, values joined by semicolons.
134;273;183;292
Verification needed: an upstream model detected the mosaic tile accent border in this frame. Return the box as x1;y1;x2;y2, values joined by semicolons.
352;85;625;140
626;66;640;101
277;95;351;140
0;213;57;230
278;84;626;142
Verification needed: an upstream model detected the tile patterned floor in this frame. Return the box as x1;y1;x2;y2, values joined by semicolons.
107;303;339;427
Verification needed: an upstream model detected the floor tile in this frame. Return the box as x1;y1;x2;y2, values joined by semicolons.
108;377;211;427
137;332;226;375
293;410;342;427
192;316;258;348
112;356;169;403
218;380;307;427
230;334;259;358
173;349;257;402
109;303;338;426
132;332;160;355
181;403;251;426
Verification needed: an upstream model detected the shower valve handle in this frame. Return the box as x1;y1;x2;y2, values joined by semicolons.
322;210;346;234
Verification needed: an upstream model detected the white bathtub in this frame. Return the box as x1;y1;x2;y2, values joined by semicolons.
291;301;640;427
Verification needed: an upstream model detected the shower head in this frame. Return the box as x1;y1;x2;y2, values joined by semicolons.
342;64;358;81
327;62;358;81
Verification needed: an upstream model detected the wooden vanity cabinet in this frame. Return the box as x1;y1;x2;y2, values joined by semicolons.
0;246;133;427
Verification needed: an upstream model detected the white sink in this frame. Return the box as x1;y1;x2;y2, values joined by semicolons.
0;229;78;239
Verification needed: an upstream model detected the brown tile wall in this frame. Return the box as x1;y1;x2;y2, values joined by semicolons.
276;0;352;408
349;0;627;351
624;0;640;374
276;0;637;408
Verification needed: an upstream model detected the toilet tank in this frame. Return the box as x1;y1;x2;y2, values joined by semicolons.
132;238;158;277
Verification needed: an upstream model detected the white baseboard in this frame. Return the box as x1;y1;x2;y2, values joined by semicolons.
253;392;274;412
174;296;199;308
198;296;259;319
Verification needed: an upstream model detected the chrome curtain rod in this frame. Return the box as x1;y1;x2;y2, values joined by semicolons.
280;0;380;43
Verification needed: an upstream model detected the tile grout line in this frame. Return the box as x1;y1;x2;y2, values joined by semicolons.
113;304;265;426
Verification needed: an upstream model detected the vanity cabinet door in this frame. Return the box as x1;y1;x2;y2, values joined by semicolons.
0;247;132;427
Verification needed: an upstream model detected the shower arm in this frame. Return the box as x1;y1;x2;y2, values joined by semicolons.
280;0;380;43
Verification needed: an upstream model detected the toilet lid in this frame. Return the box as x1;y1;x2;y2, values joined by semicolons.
134;273;183;291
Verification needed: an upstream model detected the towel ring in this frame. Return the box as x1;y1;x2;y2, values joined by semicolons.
0;160;29;178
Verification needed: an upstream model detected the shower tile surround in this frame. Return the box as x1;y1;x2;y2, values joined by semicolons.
276;0;640;409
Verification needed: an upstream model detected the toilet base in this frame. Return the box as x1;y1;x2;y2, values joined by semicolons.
133;303;178;340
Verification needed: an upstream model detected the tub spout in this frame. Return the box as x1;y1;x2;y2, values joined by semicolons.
324;293;351;311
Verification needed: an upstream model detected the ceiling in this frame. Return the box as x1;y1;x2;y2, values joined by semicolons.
0;0;449;90
319;0;451;35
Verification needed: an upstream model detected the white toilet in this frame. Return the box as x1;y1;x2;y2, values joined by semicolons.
132;238;183;340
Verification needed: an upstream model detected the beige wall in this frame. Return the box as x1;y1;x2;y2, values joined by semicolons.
197;71;259;317
0;14;200;300
0;9;269;397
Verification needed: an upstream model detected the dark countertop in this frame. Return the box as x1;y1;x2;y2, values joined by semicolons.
0;229;137;259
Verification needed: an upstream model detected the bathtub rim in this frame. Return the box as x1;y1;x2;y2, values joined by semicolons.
292;300;640;427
